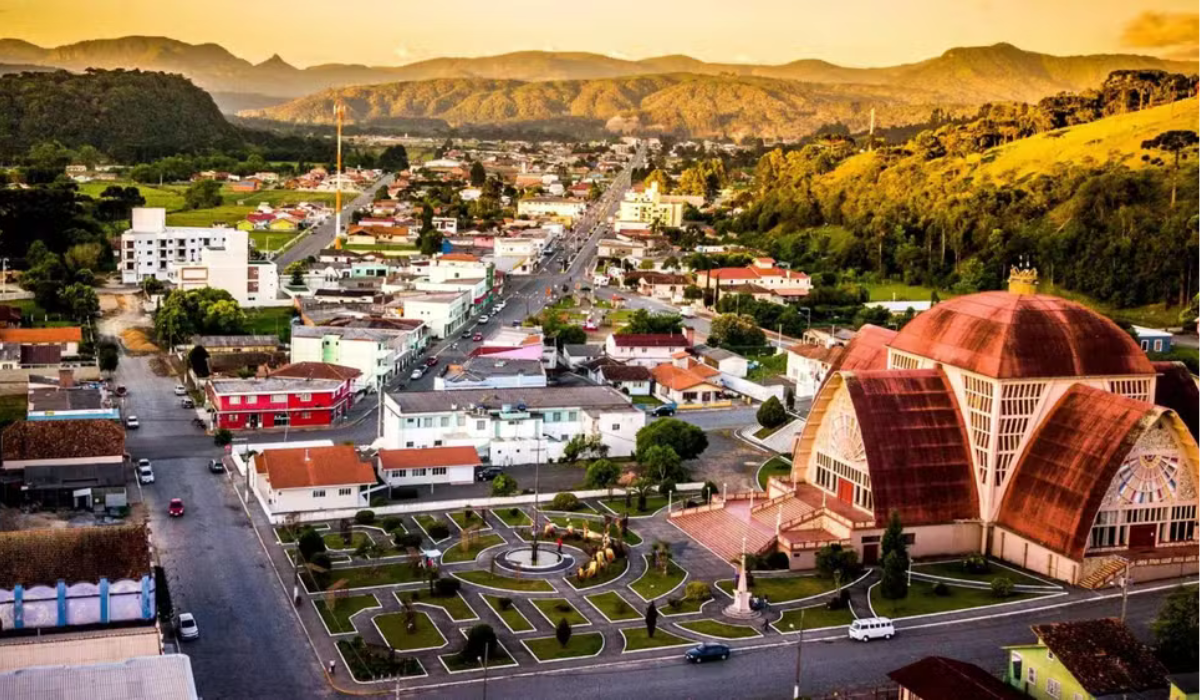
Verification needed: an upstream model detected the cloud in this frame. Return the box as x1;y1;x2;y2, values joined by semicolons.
1121;11;1198;58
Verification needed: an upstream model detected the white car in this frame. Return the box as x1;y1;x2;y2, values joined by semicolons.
848;617;894;642
478;315;490;324
178;612;199;640
410;367;425;380
495;301;507;311
125;415;140;429
174;385;188;396
137;460;154;484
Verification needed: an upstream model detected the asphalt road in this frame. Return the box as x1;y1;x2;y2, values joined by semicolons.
273;175;393;269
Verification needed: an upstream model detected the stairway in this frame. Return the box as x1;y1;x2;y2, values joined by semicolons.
672;507;775;565
1078;557;1127;590
751;495;816;528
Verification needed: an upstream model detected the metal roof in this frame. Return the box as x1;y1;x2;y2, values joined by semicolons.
390;386;636;414
0;654;198;700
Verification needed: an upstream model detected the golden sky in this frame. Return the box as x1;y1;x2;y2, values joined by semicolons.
1;0;1196;67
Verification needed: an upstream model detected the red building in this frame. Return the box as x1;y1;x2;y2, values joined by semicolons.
206;362;360;431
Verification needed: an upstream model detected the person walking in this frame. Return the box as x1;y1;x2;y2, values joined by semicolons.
328;659;336;676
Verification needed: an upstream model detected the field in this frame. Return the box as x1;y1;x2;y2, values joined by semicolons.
243;306;296;342
869;581;1037;618
75;179;341;228
249;231;300;253
864;282;949;303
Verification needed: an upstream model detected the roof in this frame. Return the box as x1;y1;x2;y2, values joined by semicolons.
887;656;1025;700
390;386;637;414
209;377;345;395
257;445;376;489
599;364;653;382
0;655;198;700
0;525;149;588
1152;360;1198;439
996;385;1166;559
828;325;896;374
563;344;603;358
378;446;481;470
1168;673;1200;694
652;362;723;392
842;369;978;526
0;327;82;344
0;626;162;673
1030;619;1168;696
191;335;277;348
2;419;125;462
888;291;1155;379
0;305;22;323
20;345;61;365
438;253;481;262
292;325;406;342
698;347;742;362
28;387;104;412
268;362;361;383
610;333;689;348
786;343;844;365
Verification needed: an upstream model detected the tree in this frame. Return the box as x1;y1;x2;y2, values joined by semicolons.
556;325;587;345
709;313;766;351
59;283;99;321
640;445;687;484
636;419;708;461
140;277;164;296
98;342;119;373
584;459;621;499
756;396;787;429
213;428;233;447
879;511;909;599
643;169;670;193
645;600;659;638
418;229;444;256
183;179;223;210
491;473;518;497
618;309;682;335
1152;585;1199;671
459;624;498;664
814;543;859;580
378;145;410;172
683;285;703;301
555;617;572;648
203;299;247;335
1141;130;1199;206
298;528;327;562
469;161;487;186
188;345;210;378
285;261;307;287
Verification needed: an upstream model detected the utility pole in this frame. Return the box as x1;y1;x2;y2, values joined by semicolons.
482;642;490;700
793;608;805;700
1;258;7;298
1120;561;1131;622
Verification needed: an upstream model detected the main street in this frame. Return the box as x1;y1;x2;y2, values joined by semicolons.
273;174;394;269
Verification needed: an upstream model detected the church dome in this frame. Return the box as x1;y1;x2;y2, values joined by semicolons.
888;291;1155;380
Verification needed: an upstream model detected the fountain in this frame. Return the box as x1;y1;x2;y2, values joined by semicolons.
495;545;575;574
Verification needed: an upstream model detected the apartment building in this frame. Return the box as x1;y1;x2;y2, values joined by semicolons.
205;363;360;431
617;182;684;228
400;292;471;339
290;325;422;391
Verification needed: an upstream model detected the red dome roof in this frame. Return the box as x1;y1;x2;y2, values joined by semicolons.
888;291;1154;379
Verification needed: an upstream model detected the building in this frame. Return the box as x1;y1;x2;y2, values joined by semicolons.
597;363;653;396
290;325;420;391
651;356;725;407
1005;618;1169;700
597;238;648;261
118;208;279;306
517;197;587;223
0;327;82;356
637;272;690;300
399;292;470;339
381;386;644;464
434;357;547;391
696;346;749;379
785;343;844;399
1169;673;1199;700
889;656;1025;700
0;655;199;700
1;420;127;509
605;333;691;367
418;253;497;315
562;344;604;369
250;445;376;514
617;182;684;228
1132;325;1173;353
191;335;279;355
27;384;119;422
670;268;1199;585
205;363;359;432
377;446;481;488
694;258;811;302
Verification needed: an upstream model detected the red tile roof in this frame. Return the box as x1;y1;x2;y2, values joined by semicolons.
611;334;689;348
269;361;362;382
888;291;1154;379
438;253;480;262
828;325;896;374
652;362;723;392
258;445;375;489
599;364;653;382
0;327;82;344
1030;619;1169;696
378;446;481;470
1152;360;1198;439
0;525;150;588
2;419;125;461
888;656;1026;700
843;369;978;526
787;343;843;365
996;385;1166;559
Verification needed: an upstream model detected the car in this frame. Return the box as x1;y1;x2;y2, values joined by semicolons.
173;385;187;396
475;466;504;482
168;498;185;517
848;617;894;642
410;367;425;380
208;458;225;474
495;301;507;311
178;612;199;640
684;642;731;664
137;460;154;484
425;356;439;367
478;315;489;324
511;320;521;328
650;403;677;417
125;415;140;429
114;385;128;397
180;398;195;409
461;329;472;338
473;332;483;341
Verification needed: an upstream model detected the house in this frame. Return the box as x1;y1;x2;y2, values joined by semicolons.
694;258;811;303
250;445;376;514
802;326;856;348
1169;673;1199;700
231;180;260;193
290;325;421;391
785;342;844;398
206;363;359;432
191;335;279;355
651;357;725;407
605;333;691;367
696;346;749;378
889;656;1025;700
27;384;120;422
598;364;653;396
0;525;156;632
637;272;690;301
377;446;481;487
1;419;127;509
435;358;547;391
0;647;198;700
597;238;648;261
1132;326;1173;354
562;344;604;369
0;327;82;356
381;386;645;464
1005;618;1169;700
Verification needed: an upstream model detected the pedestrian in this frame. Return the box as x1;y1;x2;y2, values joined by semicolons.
556;537;563;554
328;659;336;676
762;616;770;634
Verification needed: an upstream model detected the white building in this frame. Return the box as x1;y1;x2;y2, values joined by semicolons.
605;333;691;368
249;444;375;514
785;342;843;399
377;445;481;487
432;217;459;234
435;358;547;391
517;197;587;222
118;208;278;305
617;182;684;228
290;325;423;391
401;292;470;339
381;386;645;464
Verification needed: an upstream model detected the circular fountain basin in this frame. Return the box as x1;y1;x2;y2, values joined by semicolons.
495;546;575;574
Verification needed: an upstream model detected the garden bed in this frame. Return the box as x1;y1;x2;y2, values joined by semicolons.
415;514;451;541
403;592;477;622
523;632;604;661
440;643;517;673
495;507;532;528
621;627;692;652
869;581;1039;619
599;495;669;517
678;620;760;639
455;570;554;592
305;562;425;591
440;533;504;564
911;559;1048;587
659;596;708;616
540;515;642;546
567;555;629;590
716;574;835;604
337;638;424;682
314;594;379;635
530;598;590;627
374;611;447;652
630;555;686;601
449;510;492;532
584;591;641;622
482;594;535;632
775;605;855;632
323;531;372;551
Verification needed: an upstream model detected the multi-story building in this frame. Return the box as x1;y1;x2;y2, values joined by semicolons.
380;386;645;464
617;182;684;228
205;362;360;431
516;197;587;223
416;253;498;315
605;333;692;367
400;292;470;339
290;325;421;391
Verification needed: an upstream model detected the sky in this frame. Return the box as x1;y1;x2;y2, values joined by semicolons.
0;0;1196;67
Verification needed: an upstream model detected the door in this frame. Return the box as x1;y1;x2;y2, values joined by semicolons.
836;478;854;504
862;544;879;566
1129;523;1157;549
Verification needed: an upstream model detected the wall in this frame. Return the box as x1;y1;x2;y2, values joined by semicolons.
719;373;785;403
0;577;154;630
991;527;1080;585
382;464;475;486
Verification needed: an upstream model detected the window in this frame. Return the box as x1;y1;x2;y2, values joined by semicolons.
312;489;326;498
338;487;352;496
567;411;578;422
432;467;447;476
422;417;434;428
389;469;407;478
274;413;289;426
440;416;450;427
300;393;312;402
1046;678;1061;699
248;395;259;404
405;441;414;448
1153;339;1163;352
1046;650;1054;661
434;440;443;447
272;394;287;404
1027;667;1036;686
612;424;620;431
1010;652;1023;683
412;468;427;476
229;395;242;405
301;412;312;419
476;420;486;430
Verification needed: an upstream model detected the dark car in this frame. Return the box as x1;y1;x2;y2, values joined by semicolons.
684;642;730;664
650;403;677;417
180;398;195;409
475;466;504;482
208;458;225;474
461;329;472;338
425;356;439;367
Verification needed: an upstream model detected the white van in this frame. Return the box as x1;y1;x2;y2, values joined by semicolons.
848;617;894;642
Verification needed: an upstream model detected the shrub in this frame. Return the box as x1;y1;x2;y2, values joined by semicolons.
932;581;951;597
765;552;790;570
391;487;419;500
297;528;326;561
508;507;520;518
555;618;572;648
815;543;861;580
427;522;451;540
354;510;376;525
963;553;990;575
459;624;498;664
497;597;513;611
666;597;683;610
554;601;573;613
370;497;389;508
434;578;461;597
657;480;677;497
550;492;580;511
380;517;402;532
491;473;518;497
756;395;788;429
684;581;712;601
394;532;422;549
991;576;1014;599
213;428;233;446
826;589;850;610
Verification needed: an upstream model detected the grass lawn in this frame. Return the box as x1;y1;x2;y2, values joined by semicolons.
601;495;669;517
717;574;836;603
585;591;641;622
7;299;77;328
523;632;604;661
630;556;686;601
754;425;781;440
374;611;447;651
495;508;532;528
863;281;948;303
660;596;707;616
870;581;1038;619
308;562;424;591
775;605;855;632
243;306;295;343
416;514;451;540
455;570;554;592
315;594;378;634
542;500;599;515
406;592;476;622
757;456;793;491
323;531;371;551
531;598;589;627
569;555;629;590
678;620;760;639
621;627;692;652
249;231;299;253
440;644;517;672
912;560;1047;587
482;594;535;632
449;510;491;531
440;533;504;564
630;395;663;406
76;181;187;210
0;394;28;429
747;352;787;382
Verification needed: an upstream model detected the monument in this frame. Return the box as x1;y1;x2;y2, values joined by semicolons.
723;539;762;620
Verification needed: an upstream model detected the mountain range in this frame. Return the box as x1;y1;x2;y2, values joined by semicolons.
0;35;1195;111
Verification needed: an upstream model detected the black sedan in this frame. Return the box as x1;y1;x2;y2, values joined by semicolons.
684;642;731;664
475;466;504;482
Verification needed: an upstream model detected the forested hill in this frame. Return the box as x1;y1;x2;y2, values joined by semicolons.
0;69;243;162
